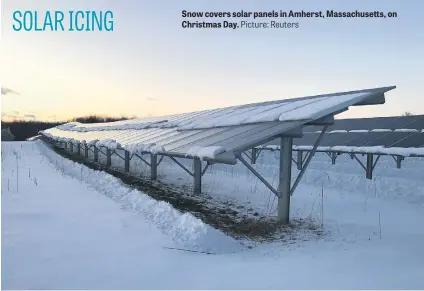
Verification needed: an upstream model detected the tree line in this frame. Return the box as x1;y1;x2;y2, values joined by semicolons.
1;115;131;141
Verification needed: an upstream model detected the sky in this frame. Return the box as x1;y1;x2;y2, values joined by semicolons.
1;0;423;122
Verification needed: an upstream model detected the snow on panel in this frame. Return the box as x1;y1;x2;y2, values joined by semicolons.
48;89;385;133
394;129;420;133
241;98;325;125
39;87;396;160
279;92;371;122
371;129;392;132
186;146;226;160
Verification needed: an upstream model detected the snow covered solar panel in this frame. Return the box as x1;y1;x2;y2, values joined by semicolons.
40;86;395;164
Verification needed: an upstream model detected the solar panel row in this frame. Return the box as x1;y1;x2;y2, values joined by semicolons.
42;86;395;163
266;115;424;150
304;115;424;132
293;131;424;148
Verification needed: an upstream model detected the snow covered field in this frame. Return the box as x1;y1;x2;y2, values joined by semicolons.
2;141;424;289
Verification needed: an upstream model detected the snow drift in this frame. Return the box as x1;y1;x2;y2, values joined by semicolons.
36;141;243;254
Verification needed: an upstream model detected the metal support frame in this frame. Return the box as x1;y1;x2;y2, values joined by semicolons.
84;144;89;158
193;158;202;194
77;143;81;155
352;153;380;180
69;142;74;152
124;150;130;172
151;154;157;180
236;125;329;224
290;125;329;196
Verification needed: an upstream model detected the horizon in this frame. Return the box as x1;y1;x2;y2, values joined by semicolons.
2;0;424;122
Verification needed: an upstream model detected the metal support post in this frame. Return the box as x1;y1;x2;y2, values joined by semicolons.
94;146;99;162
84;144;89;158
151;154;157;180
124;150;130;172
106;149;112;167
193;158;202;194
277;137;293;224
331;152;337;165
366;153;374;180
251;148;257;164
77;143;81;155
396;155;403;169
70;143;73;153
296;151;303;170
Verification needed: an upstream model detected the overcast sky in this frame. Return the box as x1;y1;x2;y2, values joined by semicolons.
2;0;423;121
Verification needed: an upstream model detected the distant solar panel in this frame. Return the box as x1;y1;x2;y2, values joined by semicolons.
264;115;424;157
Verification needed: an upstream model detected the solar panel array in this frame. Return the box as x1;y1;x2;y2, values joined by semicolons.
40;86;396;163
264;115;424;156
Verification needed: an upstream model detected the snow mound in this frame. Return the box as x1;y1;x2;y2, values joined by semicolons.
37;141;243;254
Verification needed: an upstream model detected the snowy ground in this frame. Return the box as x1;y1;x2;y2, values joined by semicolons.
2;141;424;289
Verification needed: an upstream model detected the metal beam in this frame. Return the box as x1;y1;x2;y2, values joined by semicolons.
372;155;381;171
352;154;366;171
169;156;193;177
201;163;209;176
277;137;293;224
157;156;164;166
290;125;329;196
134;154;151;167
237;155;279;197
